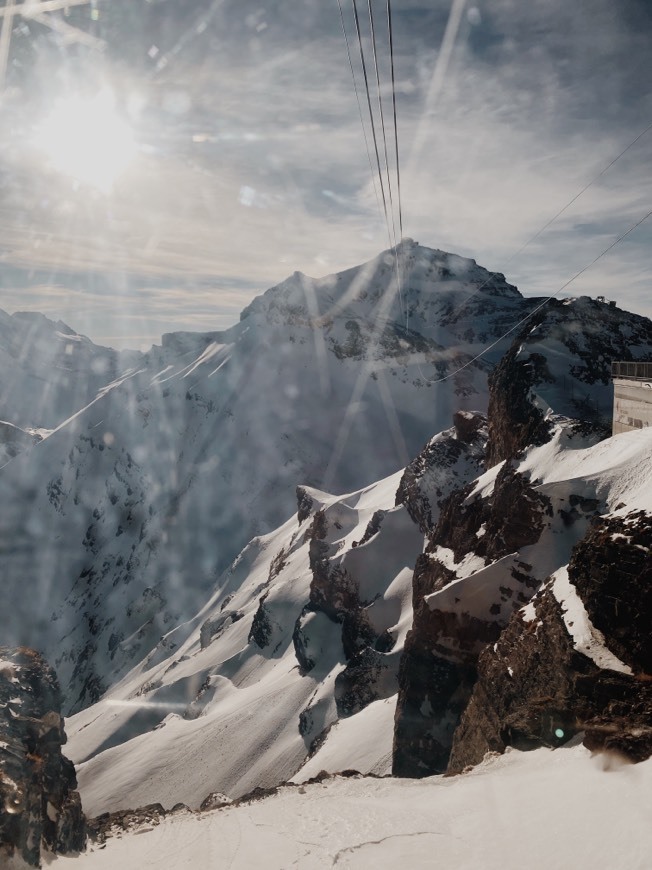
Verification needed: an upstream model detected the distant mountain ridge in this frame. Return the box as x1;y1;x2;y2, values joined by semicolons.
0;307;142;432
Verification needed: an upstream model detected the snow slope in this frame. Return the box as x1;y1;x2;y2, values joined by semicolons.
54;744;652;870
417;423;652;660
65;469;422;815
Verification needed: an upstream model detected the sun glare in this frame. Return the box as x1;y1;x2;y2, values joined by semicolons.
34;89;136;193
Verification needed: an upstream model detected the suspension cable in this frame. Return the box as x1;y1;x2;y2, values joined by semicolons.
350;0;392;240
367;0;397;247
386;0;403;240
335;0;383;217
448;119;652;320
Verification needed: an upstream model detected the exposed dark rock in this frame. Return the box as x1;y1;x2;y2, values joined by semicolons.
570;512;652;674
293;508;399;728
431;463;550;565
303;509;327;545
199;610;244;650
334;648;395;718
393;648;475;777
0;647;85;867
393;464;551;778
249;594;273;649
267;546;289;583
199;793;231;811
292;609;316;673
447;588;584;773
448;513;652;772
352;510;385;548
308;553;358;623
296;486;314;524
452;410;485;444
340;610;378;661
231;785;280;806
583;698;652;763
88;803;171;845
486;337;553;469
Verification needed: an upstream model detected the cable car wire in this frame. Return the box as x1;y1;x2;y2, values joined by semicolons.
335;0;382;217
386;0;403;240
367;0;397;247
350;0;392;242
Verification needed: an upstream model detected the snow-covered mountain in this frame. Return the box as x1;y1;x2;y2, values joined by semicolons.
2;241;652;867
0;241;532;711
0;239;650;730
65;413;487;815
64;414;652;815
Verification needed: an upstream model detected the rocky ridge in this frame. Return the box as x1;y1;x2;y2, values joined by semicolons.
449;511;652;770
0;308;141;432
393;304;652;777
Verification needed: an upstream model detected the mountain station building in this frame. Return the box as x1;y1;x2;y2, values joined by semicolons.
611;361;652;434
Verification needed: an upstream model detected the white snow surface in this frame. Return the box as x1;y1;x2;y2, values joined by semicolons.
292;695;397;782
519;425;652;513
54;744;652;869
550;567;633;674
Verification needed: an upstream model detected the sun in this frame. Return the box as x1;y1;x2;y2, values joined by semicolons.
34;89;137;193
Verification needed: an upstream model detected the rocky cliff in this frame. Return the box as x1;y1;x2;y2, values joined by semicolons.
393;459;557;777
0;647;85;867
393;290;652;778
448;511;652;770
485;296;652;467
394;414;652;778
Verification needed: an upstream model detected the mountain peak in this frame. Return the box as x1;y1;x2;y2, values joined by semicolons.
239;242;521;335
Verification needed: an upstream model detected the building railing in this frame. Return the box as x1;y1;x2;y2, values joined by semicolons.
611;360;652;380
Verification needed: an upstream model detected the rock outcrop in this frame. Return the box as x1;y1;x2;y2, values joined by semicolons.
447;512;652;772
393;463;552;777
484;294;652;468
395;411;488;535
293;510;387;677
0;647;85;867
0;422;41;465
485;335;553;469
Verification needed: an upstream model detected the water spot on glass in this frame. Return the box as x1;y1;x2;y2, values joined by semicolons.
467;7;482;26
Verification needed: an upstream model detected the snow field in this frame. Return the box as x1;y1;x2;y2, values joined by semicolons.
54;744;652;869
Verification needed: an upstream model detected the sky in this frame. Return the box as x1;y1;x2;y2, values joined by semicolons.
0;0;650;349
